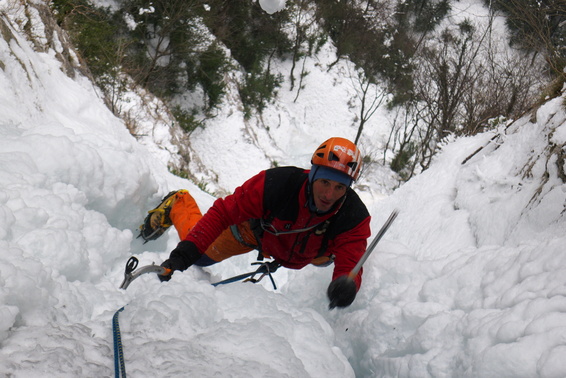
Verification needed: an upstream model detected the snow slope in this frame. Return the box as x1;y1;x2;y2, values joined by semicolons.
1;1;566;377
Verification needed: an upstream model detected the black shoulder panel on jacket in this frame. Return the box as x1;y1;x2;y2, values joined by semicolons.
263;166;308;221
325;188;370;239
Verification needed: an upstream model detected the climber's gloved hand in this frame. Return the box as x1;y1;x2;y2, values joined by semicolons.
327;275;357;309
158;241;202;282
158;259;175;282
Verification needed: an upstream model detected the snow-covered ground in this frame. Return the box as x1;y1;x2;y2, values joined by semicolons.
1;1;566;377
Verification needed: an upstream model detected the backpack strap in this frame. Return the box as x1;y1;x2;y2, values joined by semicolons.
263;166;307;221
250;167;308;260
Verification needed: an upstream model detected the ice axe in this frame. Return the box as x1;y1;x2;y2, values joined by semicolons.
328;209;399;309
114;256;173;377
349;209;399;279
119;256;172;290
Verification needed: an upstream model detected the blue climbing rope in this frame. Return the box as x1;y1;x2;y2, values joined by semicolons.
112;306;126;378
112;257;279;376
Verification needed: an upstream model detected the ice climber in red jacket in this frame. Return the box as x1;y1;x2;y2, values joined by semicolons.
139;137;371;308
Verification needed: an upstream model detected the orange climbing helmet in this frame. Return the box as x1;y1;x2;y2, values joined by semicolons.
311;137;362;182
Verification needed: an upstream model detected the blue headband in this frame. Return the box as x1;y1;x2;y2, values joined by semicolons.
308;165;353;187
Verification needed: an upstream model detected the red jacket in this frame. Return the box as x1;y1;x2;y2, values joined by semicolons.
185;167;371;289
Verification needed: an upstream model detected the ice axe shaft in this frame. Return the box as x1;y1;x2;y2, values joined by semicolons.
348;209;399;279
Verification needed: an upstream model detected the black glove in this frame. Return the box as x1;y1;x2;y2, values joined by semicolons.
327;275;357;309
158;259;175;282
158;241;202;282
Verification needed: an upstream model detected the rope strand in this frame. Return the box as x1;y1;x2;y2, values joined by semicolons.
112;307;127;378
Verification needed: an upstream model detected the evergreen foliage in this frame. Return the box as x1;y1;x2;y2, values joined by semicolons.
51;0;120;81
116;0;231;104
313;0;415;103
239;66;283;119
397;0;452;33
199;0;293;115
488;0;565;82
171;106;203;135
50;0;554;182
51;0;232;112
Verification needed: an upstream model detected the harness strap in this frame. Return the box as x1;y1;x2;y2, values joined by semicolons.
230;224;259;250
231;221;266;261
